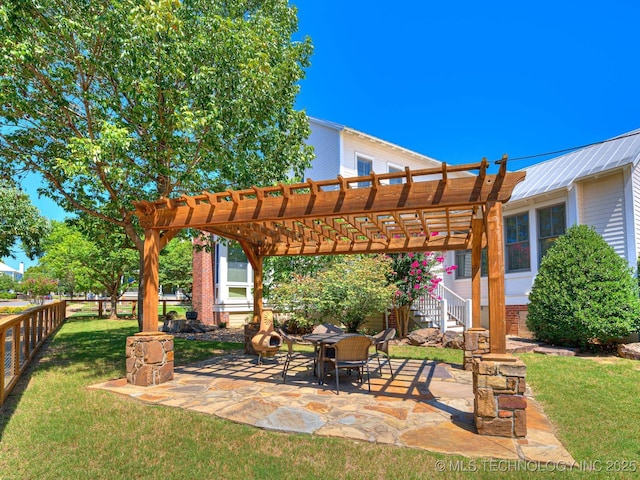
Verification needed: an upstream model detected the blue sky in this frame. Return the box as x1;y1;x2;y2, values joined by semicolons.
5;0;640;269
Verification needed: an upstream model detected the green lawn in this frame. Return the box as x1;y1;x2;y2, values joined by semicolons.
0;317;638;479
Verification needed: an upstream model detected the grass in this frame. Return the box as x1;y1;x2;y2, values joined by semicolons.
0;318;638;479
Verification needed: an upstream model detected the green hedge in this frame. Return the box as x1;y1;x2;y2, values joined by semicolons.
527;225;640;348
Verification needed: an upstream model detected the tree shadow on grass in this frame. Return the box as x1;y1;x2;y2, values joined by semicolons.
0;316;244;440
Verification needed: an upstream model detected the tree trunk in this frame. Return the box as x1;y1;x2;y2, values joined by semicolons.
109;296;118;320
395;304;411;339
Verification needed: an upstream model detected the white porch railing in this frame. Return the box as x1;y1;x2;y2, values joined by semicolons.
411;283;471;332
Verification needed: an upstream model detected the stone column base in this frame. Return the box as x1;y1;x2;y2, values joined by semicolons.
463;328;490;371
126;333;174;386
473;353;527;438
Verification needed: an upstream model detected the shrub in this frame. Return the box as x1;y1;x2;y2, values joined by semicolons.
0;306;30;315
527;225;640;348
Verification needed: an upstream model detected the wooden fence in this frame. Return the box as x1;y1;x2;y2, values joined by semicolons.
1;301;66;406
65;299;190;318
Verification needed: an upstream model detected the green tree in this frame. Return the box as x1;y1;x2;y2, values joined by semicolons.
22;266;57;305
0;274;15;292
268;273;321;333
264;255;336;300
527;225;640;348
0;180;51;259
159;237;193;296
41;219;138;318
316;255;395;333
0;0;313;329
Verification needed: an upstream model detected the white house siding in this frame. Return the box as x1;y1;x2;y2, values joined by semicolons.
304;120;342;182
447;191;569;301
340;131;442;179
580;171;627;258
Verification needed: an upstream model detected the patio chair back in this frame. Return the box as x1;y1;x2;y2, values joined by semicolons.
373;328;396;354
333;335;372;362
324;335;373;394
312;323;343;334
371;328;396;376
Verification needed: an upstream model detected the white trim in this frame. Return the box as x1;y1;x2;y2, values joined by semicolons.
355;151;374;171
623;165;637;267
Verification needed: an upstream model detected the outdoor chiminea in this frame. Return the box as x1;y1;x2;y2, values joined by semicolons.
251;309;282;364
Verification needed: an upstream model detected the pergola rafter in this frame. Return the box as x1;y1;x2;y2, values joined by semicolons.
133;160;525;354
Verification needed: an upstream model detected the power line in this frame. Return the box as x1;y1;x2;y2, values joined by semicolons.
494;130;640;165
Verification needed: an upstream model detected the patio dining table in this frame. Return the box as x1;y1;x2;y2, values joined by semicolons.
302;332;366;384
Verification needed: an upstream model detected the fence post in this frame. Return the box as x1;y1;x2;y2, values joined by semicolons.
465;299;473;329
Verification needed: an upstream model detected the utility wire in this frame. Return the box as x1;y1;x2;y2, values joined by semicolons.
494;130;640;165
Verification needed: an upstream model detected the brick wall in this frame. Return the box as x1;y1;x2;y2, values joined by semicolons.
192;235;215;325
505;305;528;336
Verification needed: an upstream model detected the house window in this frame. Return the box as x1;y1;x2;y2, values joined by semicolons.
454;250;488;279
388;165;404;185
357;155;372;187
538;203;566;262
505;213;530;272
228;287;247;298
227;243;248;282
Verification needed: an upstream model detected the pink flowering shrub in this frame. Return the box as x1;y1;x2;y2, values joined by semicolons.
388;252;456;308
387;252;456;337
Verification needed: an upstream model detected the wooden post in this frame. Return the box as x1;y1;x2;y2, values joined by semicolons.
141;228;160;333
486;202;506;353
471;218;484;328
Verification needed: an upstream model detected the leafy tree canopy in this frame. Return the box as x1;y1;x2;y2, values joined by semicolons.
159;237;193;294
270;255;395;333
0;180;51;259
0;0;313;327
40;218;138;316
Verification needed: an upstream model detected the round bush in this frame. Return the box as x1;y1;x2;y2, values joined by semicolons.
527;225;640;348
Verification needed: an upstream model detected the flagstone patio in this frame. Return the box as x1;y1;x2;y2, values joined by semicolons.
91;354;574;463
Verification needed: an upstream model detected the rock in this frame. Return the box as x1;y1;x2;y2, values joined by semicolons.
618;343;640;360
533;346;578;356
408;328;443;346
442;331;464;350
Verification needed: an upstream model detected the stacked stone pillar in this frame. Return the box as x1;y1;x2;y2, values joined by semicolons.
126;333;174;386
473;353;527;438
463;327;490;371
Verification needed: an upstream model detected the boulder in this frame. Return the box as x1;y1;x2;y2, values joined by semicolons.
618;343;640;360
442;331;464;350
407;328;443;346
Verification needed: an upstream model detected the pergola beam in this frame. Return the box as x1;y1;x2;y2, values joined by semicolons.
134;172;525;231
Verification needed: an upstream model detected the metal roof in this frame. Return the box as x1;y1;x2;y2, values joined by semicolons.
511;129;640;201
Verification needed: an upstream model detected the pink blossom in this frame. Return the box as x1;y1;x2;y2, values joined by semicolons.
414;284;421;289
408;253;414;258
422;260;428;266
411;260;420;268
431;232;439;237
436;256;445;263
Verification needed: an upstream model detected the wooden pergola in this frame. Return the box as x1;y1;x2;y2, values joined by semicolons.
133;159;525;353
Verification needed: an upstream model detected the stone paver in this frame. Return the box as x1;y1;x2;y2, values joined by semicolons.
90;354;574;463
